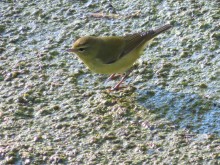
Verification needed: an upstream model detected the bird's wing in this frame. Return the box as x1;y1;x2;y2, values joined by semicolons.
95;33;151;64
120;24;172;58
96;37;125;64
120;31;155;58
96;24;172;64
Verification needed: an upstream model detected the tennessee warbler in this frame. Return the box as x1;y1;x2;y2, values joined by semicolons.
68;24;172;90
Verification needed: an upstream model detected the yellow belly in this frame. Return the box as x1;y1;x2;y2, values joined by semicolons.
85;46;145;74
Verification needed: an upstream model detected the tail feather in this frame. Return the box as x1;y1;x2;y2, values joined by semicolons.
153;24;172;36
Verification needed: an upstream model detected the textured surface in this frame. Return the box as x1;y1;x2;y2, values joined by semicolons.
0;0;219;164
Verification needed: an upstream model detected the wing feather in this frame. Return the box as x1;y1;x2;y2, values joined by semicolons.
96;24;172;64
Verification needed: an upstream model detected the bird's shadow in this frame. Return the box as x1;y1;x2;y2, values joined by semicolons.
135;85;220;136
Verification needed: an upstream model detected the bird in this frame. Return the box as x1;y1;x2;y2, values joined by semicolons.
68;24;172;90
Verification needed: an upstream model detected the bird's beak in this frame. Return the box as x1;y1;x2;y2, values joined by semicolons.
67;49;76;52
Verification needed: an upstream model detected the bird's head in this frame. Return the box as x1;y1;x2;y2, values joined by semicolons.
68;36;100;60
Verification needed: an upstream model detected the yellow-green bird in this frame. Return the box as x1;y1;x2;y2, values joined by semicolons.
68;24;172;90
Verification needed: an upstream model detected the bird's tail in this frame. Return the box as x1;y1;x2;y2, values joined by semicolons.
153;24;172;36
142;24;172;42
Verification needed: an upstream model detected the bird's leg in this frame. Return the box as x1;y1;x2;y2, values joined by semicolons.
108;74;116;80
111;73;129;90
105;73;122;84
105;74;116;84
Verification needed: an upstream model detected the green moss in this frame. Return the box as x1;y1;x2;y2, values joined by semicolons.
0;24;6;33
180;51;190;58
198;83;208;88
0;0;219;164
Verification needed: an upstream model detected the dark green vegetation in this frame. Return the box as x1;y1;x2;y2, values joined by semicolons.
0;0;219;164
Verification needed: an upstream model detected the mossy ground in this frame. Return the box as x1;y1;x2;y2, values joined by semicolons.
0;0;219;164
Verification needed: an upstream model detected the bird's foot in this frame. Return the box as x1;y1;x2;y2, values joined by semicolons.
110;74;128;91
105;74;122;84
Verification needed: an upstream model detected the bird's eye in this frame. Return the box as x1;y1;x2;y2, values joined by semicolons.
78;48;85;52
